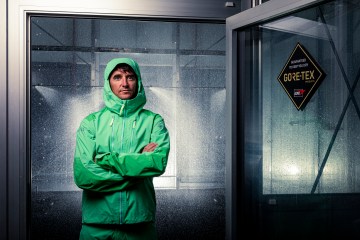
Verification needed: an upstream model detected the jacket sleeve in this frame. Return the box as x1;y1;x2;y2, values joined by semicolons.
96;114;170;177
73;116;139;192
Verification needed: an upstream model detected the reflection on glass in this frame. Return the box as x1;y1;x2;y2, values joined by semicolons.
258;1;360;194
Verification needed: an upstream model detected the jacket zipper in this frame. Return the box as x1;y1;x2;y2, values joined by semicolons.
119;103;126;153
119;103;126;224
110;114;123;224
110;116;114;152
130;120;136;152
120;191;123;224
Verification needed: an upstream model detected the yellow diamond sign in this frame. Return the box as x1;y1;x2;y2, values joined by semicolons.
277;43;326;110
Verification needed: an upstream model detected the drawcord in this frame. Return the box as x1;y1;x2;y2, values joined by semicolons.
110;102;125;126
109;116;114;126
119;103;125;116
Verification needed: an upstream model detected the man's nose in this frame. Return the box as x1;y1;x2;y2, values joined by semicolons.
120;77;129;86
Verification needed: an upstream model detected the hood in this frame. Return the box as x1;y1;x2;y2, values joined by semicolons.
103;58;146;116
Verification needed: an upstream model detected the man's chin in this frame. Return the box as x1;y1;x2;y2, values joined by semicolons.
118;93;134;100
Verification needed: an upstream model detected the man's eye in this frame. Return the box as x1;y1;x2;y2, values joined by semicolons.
128;76;136;81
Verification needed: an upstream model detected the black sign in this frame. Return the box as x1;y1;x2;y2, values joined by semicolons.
277;43;326;110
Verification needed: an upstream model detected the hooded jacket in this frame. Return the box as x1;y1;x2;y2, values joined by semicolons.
73;58;170;225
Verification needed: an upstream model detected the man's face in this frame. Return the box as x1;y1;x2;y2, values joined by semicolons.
109;68;138;100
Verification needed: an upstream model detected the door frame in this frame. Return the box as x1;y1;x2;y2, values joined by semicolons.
225;0;330;238
5;1;238;239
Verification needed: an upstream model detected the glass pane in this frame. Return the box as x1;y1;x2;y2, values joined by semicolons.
245;0;360;194
31;17;225;239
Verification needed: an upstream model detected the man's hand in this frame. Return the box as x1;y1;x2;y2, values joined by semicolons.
142;142;158;153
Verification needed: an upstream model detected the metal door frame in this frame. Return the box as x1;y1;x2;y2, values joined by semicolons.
3;0;243;239
225;0;330;239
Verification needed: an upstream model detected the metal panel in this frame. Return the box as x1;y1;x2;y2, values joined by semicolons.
0;0;8;239
8;0;28;238
225;20;238;240
18;0;242;20
227;0;330;30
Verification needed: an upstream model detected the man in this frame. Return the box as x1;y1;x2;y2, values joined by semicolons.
73;57;170;240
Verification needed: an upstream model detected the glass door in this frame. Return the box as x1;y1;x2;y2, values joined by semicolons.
226;0;360;239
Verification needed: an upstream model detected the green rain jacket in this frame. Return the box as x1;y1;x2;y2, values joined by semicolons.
73;58;170;225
